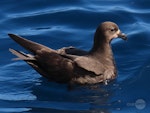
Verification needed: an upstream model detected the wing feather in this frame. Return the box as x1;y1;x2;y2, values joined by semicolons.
74;56;104;75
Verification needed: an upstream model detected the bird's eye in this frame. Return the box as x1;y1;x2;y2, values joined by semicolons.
111;29;115;32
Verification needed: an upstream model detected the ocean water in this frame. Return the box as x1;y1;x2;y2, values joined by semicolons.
0;0;150;113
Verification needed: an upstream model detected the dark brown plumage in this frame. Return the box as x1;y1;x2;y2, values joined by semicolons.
8;21;127;85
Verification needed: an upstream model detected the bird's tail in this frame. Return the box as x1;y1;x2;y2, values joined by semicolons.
9;48;35;61
9;48;48;77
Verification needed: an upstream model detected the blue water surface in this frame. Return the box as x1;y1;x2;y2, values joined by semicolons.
0;0;150;113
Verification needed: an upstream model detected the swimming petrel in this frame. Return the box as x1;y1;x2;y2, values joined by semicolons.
8;21;127;85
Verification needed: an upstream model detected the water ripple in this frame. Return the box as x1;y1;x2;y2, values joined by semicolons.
0;0;150;113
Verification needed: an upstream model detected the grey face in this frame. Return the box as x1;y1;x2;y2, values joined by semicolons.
99;22;127;41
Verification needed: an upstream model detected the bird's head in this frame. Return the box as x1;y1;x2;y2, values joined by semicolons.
96;21;127;42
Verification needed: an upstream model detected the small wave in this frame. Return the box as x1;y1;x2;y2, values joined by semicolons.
0;92;37;101
0;108;31;113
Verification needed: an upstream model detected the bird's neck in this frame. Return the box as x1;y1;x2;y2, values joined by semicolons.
89;36;115;65
90;41;113;58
